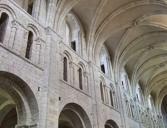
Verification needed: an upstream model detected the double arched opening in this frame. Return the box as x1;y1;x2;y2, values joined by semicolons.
58;103;92;128
99;78;117;109
0;71;39;128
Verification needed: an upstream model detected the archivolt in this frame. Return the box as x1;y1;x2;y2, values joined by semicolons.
0;71;39;125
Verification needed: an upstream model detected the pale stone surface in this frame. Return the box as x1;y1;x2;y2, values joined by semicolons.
0;0;167;128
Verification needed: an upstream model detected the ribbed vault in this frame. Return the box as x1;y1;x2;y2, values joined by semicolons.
55;0;167;118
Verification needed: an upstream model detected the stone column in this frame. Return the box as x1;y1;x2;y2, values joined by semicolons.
113;91;117;109
40;39;45;67
107;57;111;78
74;64;79;89
12;22;27;55
8;20;18;49
116;82;127;128
44;27;62;128
69;61;73;86
20;29;29;56
32;38;40;64
46;0;56;27
23;0;28;11
84;71;89;93
31;37;45;66
33;0;41;19
87;61;100;128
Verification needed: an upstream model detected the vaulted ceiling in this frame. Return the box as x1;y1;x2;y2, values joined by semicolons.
55;0;167;110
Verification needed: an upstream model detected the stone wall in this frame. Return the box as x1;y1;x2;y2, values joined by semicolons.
0;0;164;128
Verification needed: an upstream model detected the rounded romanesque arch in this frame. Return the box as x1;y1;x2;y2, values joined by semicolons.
58;103;92;128
105;120;119;128
0;71;39;128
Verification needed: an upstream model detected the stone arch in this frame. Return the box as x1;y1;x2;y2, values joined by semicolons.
26;24;42;63
99;77;106;103
0;102;15;125
61;11;86;56
65;12;80;52
27;24;40;37
63;50;73;62
0;4;17;20
78;66;83;90
0;5;17;46
105;120;119;128
0;12;9;43
92;1;167;61
63;56;68;82
78;62;86;72
58;103;92;128
0;71;39;127
77;62;88;91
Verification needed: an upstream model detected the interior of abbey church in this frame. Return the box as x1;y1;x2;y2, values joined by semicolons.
1;0;167;128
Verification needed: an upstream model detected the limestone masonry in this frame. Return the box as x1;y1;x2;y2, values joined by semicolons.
0;0;167;128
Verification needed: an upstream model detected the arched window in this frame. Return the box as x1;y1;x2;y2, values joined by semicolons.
100;82;104;102
101;64;105;73
27;0;34;15
99;45;112;76
0;13;9;43
65;13;81;54
78;68;83;90
25;31;33;59
63;57;68;81
110;90;114;106
71;41;76;51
